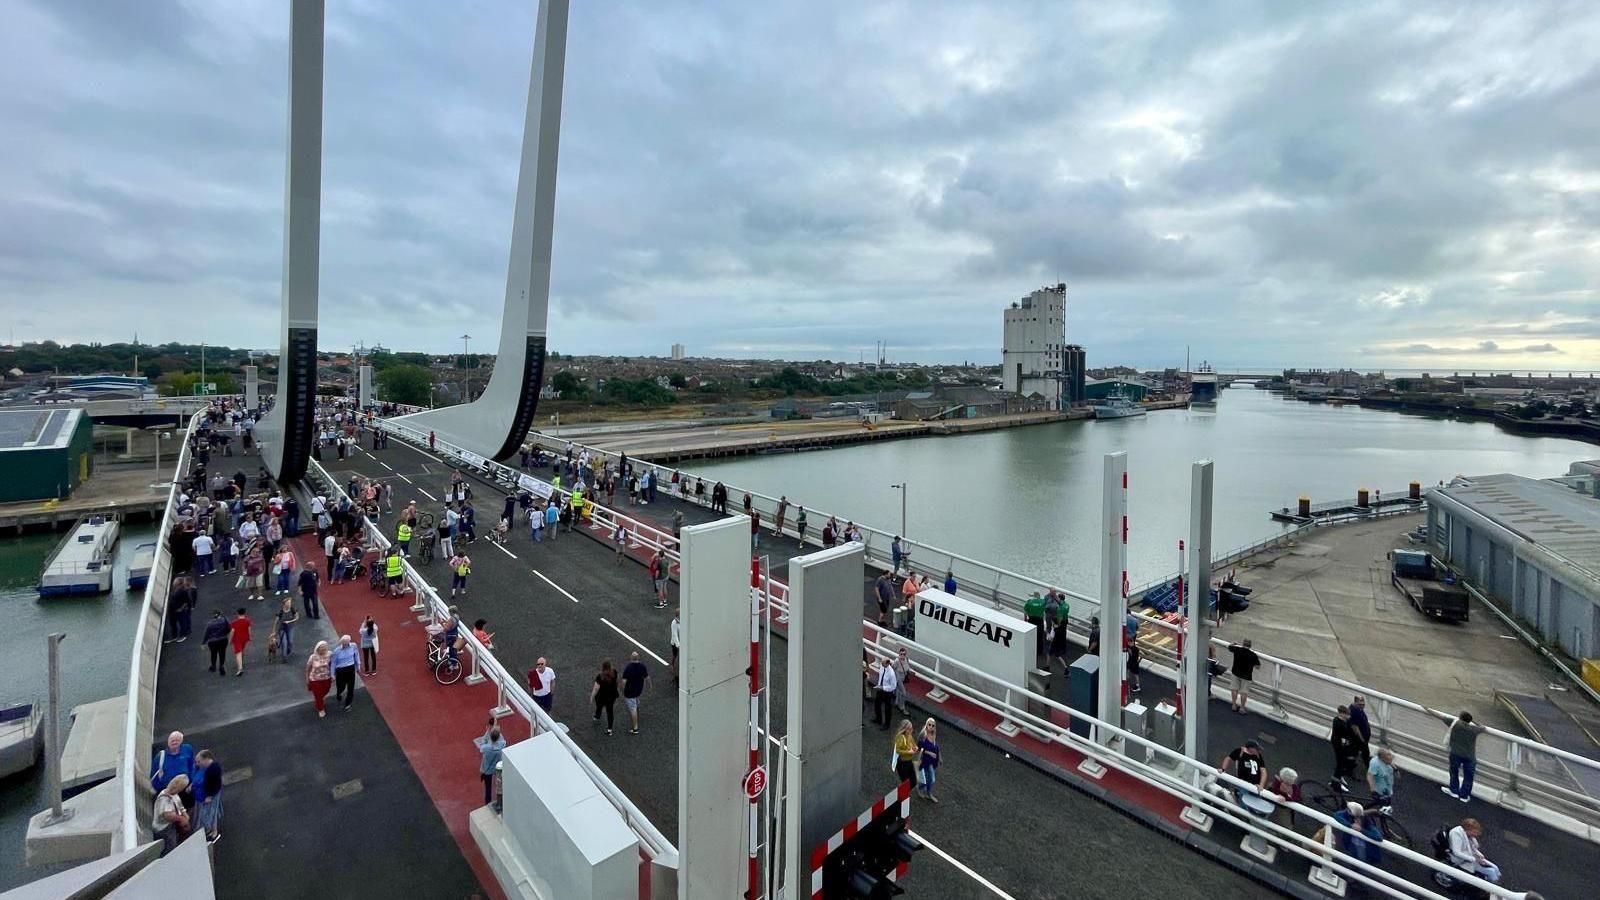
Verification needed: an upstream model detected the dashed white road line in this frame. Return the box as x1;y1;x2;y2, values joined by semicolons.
396;473;413;484
531;569;581;604
377;460;394;471
416;488;437;502
909;830;1016;899
599;617;669;666
487;540;518;560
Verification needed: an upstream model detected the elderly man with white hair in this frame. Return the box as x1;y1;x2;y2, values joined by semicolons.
330;634;361;710
149;730;196;797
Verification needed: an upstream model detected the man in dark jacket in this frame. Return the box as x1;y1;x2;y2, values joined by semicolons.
1330;705;1361;789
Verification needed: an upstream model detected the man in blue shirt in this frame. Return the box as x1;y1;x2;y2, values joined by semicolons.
150;730;195;795
330;636;360;710
1366;747;1398;805
476;727;507;806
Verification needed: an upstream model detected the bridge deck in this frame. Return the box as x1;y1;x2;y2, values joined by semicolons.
333;440;1282;899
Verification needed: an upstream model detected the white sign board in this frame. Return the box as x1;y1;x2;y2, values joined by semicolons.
518;473;553;499
913;589;1033;701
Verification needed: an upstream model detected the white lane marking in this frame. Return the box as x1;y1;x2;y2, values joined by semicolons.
909;830;1016;899
378;460;394;471
599;617;669;666
396;473;413;484
416;488;437;502
531;569;581;604
488;540;518;560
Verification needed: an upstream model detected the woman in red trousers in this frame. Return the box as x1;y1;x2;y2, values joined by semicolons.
306;641;334;718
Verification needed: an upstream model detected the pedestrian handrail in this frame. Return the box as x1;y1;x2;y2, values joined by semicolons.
119;410;204;850
511;428;1600;835
850;620;1520;899
302;455;679;868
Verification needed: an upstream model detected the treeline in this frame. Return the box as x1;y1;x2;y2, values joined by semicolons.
0;341;254;380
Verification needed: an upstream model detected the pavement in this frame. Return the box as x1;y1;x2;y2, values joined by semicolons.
332;439;1286;899
150;452;485;900
1209;512;1578;733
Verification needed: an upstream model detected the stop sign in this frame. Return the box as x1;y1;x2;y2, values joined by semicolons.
742;766;767;800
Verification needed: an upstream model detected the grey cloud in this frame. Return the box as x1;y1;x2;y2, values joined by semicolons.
3;0;1599;367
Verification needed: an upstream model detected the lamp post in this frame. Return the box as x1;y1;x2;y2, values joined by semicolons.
460;333;472;403
889;482;908;540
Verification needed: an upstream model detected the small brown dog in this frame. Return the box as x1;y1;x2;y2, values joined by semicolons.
266;631;281;663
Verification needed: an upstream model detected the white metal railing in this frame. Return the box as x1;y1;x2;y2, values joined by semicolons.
303;456;679;867
119;411;204;849
848;615;1520;899
516;430;1600;833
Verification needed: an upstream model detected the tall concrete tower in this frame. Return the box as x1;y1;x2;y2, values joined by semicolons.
1001;283;1067;410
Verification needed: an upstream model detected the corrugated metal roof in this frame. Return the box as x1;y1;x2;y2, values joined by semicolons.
1436;474;1600;581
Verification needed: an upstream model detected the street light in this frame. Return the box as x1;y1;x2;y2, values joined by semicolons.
460;333;472;403
889;482;908;542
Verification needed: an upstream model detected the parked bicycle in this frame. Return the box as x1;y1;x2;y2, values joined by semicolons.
1300;779;1412;848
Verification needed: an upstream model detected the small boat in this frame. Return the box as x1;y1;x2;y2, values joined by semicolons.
0;701;43;778
1189;362;1219;407
38;515;121;596
127;541;157;590
1091;395;1147;420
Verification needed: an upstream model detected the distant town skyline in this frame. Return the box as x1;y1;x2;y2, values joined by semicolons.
3;2;1597;370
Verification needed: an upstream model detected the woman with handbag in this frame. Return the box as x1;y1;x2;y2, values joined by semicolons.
306;641;334;718
152;774;191;856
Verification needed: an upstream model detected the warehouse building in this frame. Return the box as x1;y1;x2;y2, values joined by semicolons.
1427;469;1600;660
0;408;94;502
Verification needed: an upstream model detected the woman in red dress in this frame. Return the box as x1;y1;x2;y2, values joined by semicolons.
228;608;252;676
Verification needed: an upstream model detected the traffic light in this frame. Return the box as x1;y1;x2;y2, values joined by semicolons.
816;784;922;898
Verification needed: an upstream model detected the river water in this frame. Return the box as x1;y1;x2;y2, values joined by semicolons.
0;525;153;891
692;388;1595;594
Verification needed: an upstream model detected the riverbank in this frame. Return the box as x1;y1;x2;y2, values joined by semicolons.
1352;396;1600;444
0;462;175;534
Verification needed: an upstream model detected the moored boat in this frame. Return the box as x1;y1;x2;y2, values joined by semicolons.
38;515;120;596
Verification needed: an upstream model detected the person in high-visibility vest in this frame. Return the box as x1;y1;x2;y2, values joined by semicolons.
569;491;584;524
396;521;413;558
384;549;404;598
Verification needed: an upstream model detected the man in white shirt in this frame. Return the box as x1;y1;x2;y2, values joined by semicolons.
323;532;337;574
527;658;555;713
442;507;459;559
192;533;215;577
310;495;325;517
238;517;260;542
669;610;681;683
872;659;898;729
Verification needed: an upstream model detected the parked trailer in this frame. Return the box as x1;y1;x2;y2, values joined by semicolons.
1390;549;1470;623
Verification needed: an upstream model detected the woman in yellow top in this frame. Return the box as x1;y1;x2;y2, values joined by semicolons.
569;490;585;523
892;719;917;785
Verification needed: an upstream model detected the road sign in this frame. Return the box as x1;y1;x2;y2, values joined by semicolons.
742;766;767;800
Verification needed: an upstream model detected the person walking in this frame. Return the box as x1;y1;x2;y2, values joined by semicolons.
441;506;458;558
1227;638;1261;713
1330;705;1360;789
531;501;545;543
543;500;559;541
150;731;196;799
916;719;941;802
795;506;808;546
621;652;650;735
152;774;192;856
229;608;252;676
273;545;296;596
874;572;894;626
323;531;337;576
476;726;507;806
275;597;299;660
306;641;333;718
192;750;224;844
1047;614;1071;674
331;635;360;710
241;548;265;602
750;509;760;550
872;657;899;728
591;659;620;735
359;616;379;676
649;551;668;609
1442;711;1486;802
527;657;555;713
1367;747;1398;806
1349;695;1373;766
669;609;681;684
299;562;321;619
892;647;911;713
203;611;230;675
449;550;471;598
892;719;918;786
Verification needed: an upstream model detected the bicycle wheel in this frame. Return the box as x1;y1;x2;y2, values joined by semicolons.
435;657;462;685
1379;814;1412;849
1300;780;1343;814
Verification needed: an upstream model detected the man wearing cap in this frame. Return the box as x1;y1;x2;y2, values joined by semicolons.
1219;739;1269;806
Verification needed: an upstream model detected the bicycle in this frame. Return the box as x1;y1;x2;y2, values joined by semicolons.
1300;779;1412;848
426;637;463;685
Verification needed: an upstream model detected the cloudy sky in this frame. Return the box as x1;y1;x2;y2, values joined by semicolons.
2;1;1598;370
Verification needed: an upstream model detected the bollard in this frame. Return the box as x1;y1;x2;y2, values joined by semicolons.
1297;496;1311;518
1356;488;1369;508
